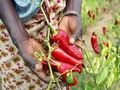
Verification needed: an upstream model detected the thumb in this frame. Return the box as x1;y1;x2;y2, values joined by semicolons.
35;63;43;72
69;16;82;44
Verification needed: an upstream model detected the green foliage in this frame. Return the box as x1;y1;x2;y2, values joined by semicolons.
72;0;120;90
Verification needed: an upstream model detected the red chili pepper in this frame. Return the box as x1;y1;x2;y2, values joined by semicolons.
41;60;81;73
41;59;80;86
52;47;83;69
91;32;100;54
102;27;106;36
52;29;83;60
92;14;96;20
88;10;92;17
115;19;119;25
102;7;106;13
103;42;109;47
103;42;109;59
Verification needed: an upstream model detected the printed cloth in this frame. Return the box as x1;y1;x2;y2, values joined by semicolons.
0;0;66;90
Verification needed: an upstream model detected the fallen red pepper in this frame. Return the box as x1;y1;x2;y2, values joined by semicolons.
52;29;83;60
52;47;83;69
91;32;100;54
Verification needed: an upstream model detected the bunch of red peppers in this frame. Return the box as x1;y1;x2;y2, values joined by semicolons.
36;29;83;86
51;29;83;85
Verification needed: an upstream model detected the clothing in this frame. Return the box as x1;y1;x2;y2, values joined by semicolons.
0;0;66;90
14;0;41;22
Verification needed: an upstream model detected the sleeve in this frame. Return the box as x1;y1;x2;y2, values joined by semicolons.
14;0;41;22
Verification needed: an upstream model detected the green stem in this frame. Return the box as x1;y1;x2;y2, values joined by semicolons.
47;79;53;90
40;7;58;35
83;50;99;90
46;27;56;89
47;52;55;80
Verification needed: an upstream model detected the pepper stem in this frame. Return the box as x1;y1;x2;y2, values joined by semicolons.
40;6;58;36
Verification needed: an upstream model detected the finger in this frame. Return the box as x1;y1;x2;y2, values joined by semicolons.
35;63;43;72
29;66;50;83
20;51;50;82
69;16;82;44
58;16;71;36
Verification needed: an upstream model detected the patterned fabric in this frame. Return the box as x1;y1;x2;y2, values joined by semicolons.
14;0;41;22
0;0;66;90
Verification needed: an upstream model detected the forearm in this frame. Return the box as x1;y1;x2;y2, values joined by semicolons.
64;0;82;39
64;0;82;16
0;0;29;47
0;0;37;67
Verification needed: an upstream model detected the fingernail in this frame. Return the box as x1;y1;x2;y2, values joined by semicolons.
35;64;39;69
35;63;42;71
69;37;75;44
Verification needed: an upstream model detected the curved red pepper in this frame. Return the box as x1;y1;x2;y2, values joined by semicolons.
52;29;83;60
52;47;83;69
91;32;100;54
41;59;80;86
41;60;81;73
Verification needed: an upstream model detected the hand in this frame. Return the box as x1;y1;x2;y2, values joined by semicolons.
59;15;82;44
18;38;50;82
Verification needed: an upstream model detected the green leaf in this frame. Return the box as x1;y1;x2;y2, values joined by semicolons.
106;73;114;88
66;73;74;84
85;84;92;90
108;41;112;49
94;57;101;74
102;47;109;57
96;68;108;85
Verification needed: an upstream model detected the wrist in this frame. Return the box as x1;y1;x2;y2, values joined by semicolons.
63;11;80;18
64;0;82;14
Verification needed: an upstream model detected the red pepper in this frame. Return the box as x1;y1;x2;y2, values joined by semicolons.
103;42;109;59
115;19;119;25
41;59;80;86
91;32;100;54
52;29;83;60
92;14;96;20
102;7;106;13
52;47;83;69
102;27;106;36
41;59;81;73
88;10;92;17
103;42;109;47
